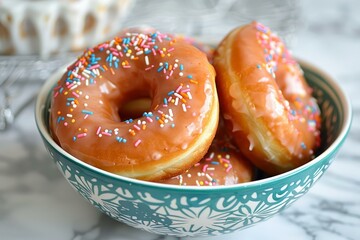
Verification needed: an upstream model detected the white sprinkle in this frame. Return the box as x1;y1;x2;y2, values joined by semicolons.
182;103;187;112
187;92;192;99
145;56;149;65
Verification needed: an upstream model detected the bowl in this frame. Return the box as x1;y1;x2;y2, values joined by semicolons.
35;60;352;237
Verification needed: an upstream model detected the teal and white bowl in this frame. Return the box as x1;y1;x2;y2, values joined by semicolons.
35;60;351;237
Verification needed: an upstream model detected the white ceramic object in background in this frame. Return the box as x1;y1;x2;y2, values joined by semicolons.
0;0;134;57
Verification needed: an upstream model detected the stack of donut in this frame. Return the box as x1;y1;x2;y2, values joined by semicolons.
50;21;321;186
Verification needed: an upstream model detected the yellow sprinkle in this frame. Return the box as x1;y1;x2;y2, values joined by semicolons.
71;119;76;123
190;80;198;84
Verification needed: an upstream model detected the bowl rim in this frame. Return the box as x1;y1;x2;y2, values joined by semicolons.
35;59;352;192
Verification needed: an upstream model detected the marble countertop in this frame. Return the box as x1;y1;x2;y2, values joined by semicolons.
1;0;359;239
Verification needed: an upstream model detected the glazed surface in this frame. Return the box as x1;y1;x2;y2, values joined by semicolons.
50;31;218;180
213;22;321;174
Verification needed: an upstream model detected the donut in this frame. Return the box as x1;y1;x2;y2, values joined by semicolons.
159;127;254;186
213;22;321;175
50;30;219;181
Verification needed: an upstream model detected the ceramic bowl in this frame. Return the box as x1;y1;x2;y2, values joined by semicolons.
35;60;352;237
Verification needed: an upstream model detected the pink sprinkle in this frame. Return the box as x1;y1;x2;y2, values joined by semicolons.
84;114;89;119
67;83;75;89
77;133;87;138
54;92;59;98
146;117;153;123
72;92;80;98
98;43;107;49
226;165;232;173
221;158;230;163
112;51;119;56
169;70;173;76
96;126;101;135
181;88;190;93
152;48;157;56
134;139;142;147
64;122;68;126
89;64;100;70
133;125;141;131
102;132;111;136
202;164;209;173
175;85;183;93
123;65;131;69
167;47;175;52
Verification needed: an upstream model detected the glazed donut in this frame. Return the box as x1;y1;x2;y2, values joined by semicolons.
159;119;254;186
50;30;219;181
213;22;321;175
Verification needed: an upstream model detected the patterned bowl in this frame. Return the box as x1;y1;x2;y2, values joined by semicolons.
35;60;351;237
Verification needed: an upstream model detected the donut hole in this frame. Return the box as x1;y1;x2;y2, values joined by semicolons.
118;97;152;121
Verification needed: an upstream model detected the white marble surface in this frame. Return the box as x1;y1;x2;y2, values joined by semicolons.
1;0;360;239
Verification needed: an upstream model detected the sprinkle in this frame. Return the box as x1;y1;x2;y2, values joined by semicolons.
81;110;93;115
96;126;101;135
77;133;87;138
182;103;187;112
134;139;142;147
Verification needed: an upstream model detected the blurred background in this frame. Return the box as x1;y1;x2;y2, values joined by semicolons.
1;1;360;239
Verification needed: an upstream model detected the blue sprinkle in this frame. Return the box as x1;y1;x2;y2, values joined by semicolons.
187;75;193;79
163;98;168;105
81;110;93;115
167;90;175;96
180;64;184;71
211;161;220;165
73;136;77;142
157;65;164;72
301;142;307;149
